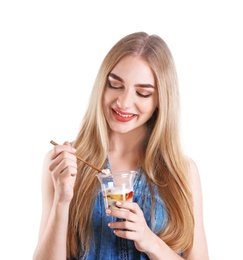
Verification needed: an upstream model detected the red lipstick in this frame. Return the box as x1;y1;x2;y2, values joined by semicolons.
112;108;137;122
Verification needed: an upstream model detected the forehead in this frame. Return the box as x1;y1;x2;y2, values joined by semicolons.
110;56;155;85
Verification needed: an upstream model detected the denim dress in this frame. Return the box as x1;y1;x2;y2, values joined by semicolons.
79;166;168;260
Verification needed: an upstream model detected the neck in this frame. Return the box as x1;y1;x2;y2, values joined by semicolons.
107;127;147;172
109;127;146;154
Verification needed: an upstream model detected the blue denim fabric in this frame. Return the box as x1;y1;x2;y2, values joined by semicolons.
80;168;169;259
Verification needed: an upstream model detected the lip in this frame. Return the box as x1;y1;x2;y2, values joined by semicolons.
112;108;137;122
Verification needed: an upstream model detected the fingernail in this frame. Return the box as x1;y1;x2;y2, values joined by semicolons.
116;201;122;206
106;209;111;215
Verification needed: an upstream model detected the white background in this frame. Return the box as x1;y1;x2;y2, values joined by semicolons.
0;1;242;259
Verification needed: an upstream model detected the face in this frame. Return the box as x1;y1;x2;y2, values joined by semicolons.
102;56;158;135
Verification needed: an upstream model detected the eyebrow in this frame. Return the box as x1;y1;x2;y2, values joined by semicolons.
108;73;155;88
109;73;124;83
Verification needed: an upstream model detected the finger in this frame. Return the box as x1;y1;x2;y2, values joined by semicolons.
106;207;138;223
49;157;77;177
63;141;71;146
51;142;76;160
112;228;138;241
49;150;77;171
56;165;77;182
108;219;137;232
116;201;143;216
52;158;77;179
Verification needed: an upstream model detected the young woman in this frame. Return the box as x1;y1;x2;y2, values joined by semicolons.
33;32;209;259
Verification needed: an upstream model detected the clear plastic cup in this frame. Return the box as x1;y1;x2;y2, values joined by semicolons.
97;171;137;209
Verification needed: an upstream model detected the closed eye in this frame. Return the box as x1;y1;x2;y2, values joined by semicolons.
108;81;123;89
136;92;152;98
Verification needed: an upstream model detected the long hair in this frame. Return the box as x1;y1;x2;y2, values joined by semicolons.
67;32;194;259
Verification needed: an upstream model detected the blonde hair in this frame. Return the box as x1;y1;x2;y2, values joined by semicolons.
67;32;194;259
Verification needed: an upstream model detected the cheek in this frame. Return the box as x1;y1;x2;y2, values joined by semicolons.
102;90;111;106
103;89;117;104
138;99;158;115
137;106;153;119
102;92;116;114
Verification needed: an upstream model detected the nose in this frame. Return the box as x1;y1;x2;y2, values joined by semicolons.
116;89;134;109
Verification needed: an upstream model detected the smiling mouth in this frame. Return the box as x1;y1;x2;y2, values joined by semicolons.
112;108;137;122
113;109;134;118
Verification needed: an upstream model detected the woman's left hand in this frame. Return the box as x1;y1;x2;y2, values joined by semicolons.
106;201;156;253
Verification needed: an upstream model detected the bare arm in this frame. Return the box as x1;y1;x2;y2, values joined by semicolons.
33;142;77;260
186;159;209;259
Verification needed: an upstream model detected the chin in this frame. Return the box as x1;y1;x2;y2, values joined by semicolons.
108;122;146;135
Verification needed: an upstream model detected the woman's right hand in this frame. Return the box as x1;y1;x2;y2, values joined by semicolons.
33;141;77;260
47;141;77;203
